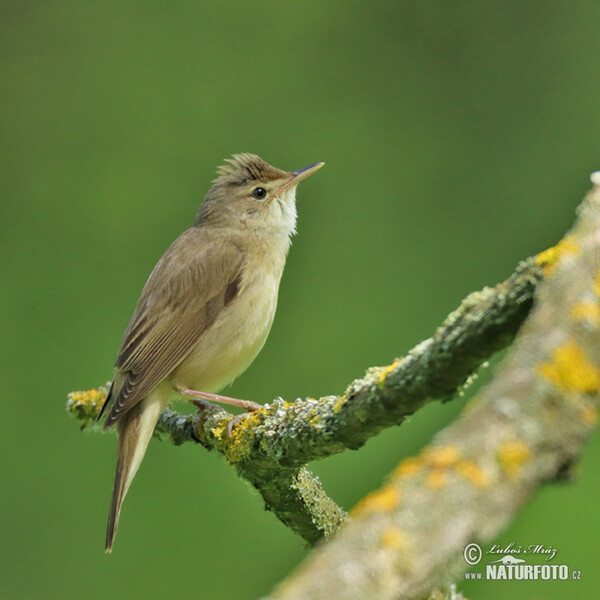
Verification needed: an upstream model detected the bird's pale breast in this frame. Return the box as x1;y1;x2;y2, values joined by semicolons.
171;258;282;394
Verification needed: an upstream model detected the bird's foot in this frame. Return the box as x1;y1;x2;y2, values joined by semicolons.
225;412;257;438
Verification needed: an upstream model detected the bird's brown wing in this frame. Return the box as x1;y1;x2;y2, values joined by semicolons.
100;227;246;428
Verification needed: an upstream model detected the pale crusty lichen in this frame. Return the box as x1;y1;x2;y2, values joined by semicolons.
380;526;406;550
291;468;348;539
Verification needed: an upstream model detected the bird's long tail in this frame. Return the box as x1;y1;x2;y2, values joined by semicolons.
105;386;167;553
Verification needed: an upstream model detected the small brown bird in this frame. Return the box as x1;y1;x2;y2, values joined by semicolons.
98;154;324;552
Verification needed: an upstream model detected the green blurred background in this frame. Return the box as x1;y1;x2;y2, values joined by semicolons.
2;1;599;598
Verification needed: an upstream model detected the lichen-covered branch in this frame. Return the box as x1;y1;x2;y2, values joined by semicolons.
191;400;348;544
68;250;546;544
67;250;543;543
266;178;600;599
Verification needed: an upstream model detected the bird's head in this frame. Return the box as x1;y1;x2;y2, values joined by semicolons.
195;153;324;238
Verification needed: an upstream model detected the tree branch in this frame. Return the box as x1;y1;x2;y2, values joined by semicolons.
266;177;600;598
68;252;546;544
67;252;542;543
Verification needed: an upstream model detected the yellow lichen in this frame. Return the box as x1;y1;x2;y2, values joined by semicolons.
214;410;265;463
497;440;530;479
456;459;491;488
352;485;402;515
394;456;423;478
333;395;347;414
537;342;600;394
423;445;461;468
581;404;598;426
210;419;229;441
535;236;579;276
66;388;107;423
426;469;447;489
68;388;106;409
376;358;402;389
570;299;600;327
380;526;406;550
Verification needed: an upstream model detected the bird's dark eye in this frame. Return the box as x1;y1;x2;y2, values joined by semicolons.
251;187;267;200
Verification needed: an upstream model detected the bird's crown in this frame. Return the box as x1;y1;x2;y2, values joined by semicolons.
214;153;288;186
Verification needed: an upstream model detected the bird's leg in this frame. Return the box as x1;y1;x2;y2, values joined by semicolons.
173;383;262;412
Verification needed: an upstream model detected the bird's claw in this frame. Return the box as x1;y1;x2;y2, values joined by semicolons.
226;412;255;438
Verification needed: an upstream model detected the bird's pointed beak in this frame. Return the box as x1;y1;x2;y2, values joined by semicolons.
291;161;325;182
275;161;325;196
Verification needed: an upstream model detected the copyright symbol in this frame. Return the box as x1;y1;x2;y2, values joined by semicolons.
464;543;482;565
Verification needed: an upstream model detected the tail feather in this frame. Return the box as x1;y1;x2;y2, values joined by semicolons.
105;447;126;553
105;386;168;553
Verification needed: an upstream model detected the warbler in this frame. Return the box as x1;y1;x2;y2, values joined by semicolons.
98;154;324;552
